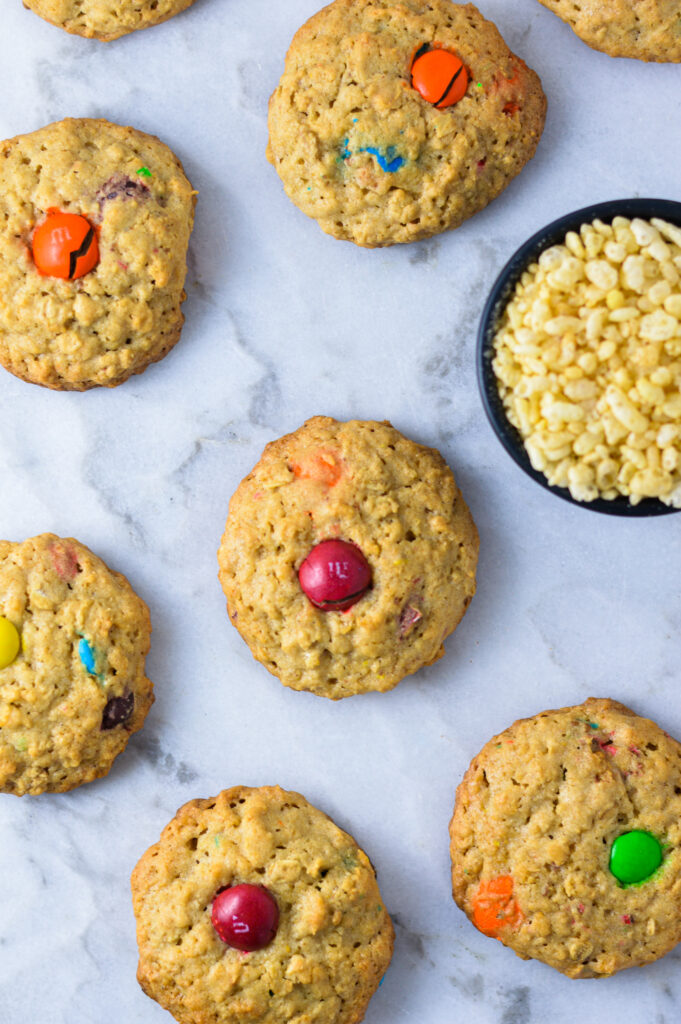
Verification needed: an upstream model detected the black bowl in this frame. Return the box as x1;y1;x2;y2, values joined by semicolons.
477;197;681;517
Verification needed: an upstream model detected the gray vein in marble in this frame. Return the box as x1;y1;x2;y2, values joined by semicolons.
500;986;530;1024
135;734;199;785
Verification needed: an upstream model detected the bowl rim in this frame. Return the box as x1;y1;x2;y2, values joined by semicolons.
477;196;681;517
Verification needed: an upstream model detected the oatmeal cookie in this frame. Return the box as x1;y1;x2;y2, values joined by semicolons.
267;0;546;247
537;0;681;62
23;0;197;41
218;417;478;699
131;785;394;1024
0;534;153;795
0;118;195;390
450;698;681;977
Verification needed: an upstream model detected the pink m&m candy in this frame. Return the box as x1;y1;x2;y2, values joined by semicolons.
298;539;371;611
211;884;279;952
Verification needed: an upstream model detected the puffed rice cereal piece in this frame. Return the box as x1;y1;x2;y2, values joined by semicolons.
493;217;681;505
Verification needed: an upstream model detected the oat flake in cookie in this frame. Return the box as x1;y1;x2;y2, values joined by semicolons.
218;417;478;699
0;534;153;795
537;0;681;62
267;0;546;247
23;0;197;41
0;118;195;390
450;698;681;977
131;786;394;1024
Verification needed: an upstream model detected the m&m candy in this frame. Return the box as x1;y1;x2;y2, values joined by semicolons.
298;539;372;611
411;46;469;109
609;831;662;885
211;884;279;951
78;637;97;675
101;692;135;730
472;875;523;937
0;617;20;669
32;210;99;280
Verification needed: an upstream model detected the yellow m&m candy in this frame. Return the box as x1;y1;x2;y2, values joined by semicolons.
0;617;20;669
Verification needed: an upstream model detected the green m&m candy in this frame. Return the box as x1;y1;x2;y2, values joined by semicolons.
610;830;662;885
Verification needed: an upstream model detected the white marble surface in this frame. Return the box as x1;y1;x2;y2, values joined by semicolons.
1;1;681;1021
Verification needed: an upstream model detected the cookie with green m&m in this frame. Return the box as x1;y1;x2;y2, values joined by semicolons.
450;698;681;977
0;534;153;795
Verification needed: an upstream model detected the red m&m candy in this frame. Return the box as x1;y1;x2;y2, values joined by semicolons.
298;539;372;611
211;884;279;951
32;210;99;280
411;46;469;109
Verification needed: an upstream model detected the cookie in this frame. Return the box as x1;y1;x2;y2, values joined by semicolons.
449;698;681;977
131;785;394;1024
23;0;196;41
537;0;681;62
218;417;478;699
0;534;153;795
0;118;195;390
267;0;546;247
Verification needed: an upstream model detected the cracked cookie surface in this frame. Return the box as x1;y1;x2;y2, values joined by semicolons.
23;0;196;40
0;118;195;390
267;0;546;247
450;698;681;977
537;0;681;62
131;785;394;1024
218;417;478;699
0;533;153;795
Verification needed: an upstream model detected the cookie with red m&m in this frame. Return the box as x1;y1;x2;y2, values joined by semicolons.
450;698;681;977
0;533;153;795
131;786;394;1024
267;0;546;247
218;417;478;699
0;118;195;390
23;0;197;41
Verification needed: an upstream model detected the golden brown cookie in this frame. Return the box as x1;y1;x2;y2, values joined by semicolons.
23;0;197;41
0;534;153;796
218;417;478;699
537;0;681;62
0;118;195;390
131;785;394;1024
450;698;681;977
267;0;547;247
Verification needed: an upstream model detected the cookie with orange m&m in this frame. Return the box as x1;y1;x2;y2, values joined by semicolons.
0;117;195;390
23;0;197;41
450;699;681;977
218;416;478;699
268;0;546;247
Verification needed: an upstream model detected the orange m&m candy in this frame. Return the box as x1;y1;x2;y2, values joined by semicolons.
411;46;469;109
292;451;343;487
472;875;523;938
32;210;99;280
